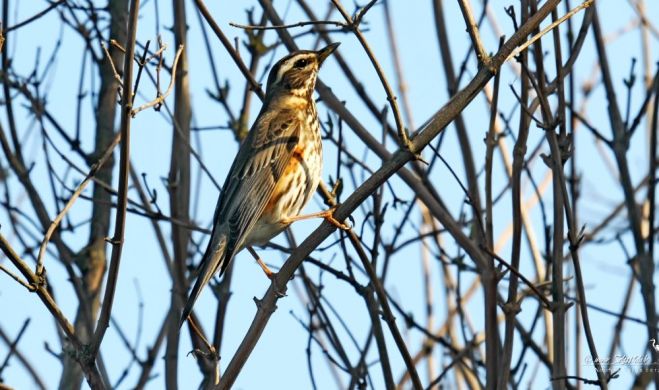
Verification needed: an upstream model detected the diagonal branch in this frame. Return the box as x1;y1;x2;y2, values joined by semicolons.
217;1;562;387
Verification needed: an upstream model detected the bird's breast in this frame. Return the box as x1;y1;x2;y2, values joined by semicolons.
246;117;323;246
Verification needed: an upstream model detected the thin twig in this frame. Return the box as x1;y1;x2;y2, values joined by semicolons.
0;319;30;375
330;0;412;150
0;233;78;347
194;0;265;100
101;41;124;94
0;322;46;390
229;20;347;30
131;44;184;116
457;0;490;67
35;131;121;275
0;263;34;291
4;0;65;33
482;246;552;309
507;0;594;61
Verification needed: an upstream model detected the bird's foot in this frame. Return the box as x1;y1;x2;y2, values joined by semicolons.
322;206;351;231
271;277;286;298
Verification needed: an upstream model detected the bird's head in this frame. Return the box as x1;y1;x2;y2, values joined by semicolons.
265;43;340;99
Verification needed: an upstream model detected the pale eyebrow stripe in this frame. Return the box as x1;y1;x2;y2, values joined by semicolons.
273;53;316;84
274;60;294;84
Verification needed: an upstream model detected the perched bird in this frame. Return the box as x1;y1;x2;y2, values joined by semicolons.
180;43;343;327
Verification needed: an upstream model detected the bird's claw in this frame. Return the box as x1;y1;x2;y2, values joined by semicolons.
325;207;351;231
271;276;286;298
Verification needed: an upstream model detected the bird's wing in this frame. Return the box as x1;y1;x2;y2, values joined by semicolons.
214;107;301;273
180;108;300;327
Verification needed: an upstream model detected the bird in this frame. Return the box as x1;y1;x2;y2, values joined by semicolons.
180;43;344;327
650;338;659;352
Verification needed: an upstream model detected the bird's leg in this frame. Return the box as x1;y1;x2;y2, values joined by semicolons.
247;246;286;298
185;315;219;363
283;207;351;230
247;246;274;279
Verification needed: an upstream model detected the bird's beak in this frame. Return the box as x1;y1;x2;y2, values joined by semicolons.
316;42;340;65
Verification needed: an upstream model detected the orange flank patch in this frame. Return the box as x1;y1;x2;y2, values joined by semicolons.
291;144;305;158
262;145;306;217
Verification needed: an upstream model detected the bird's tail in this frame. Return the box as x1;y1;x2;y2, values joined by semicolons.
179;232;227;328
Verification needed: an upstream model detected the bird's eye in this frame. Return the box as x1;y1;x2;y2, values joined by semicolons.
294;59;308;68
